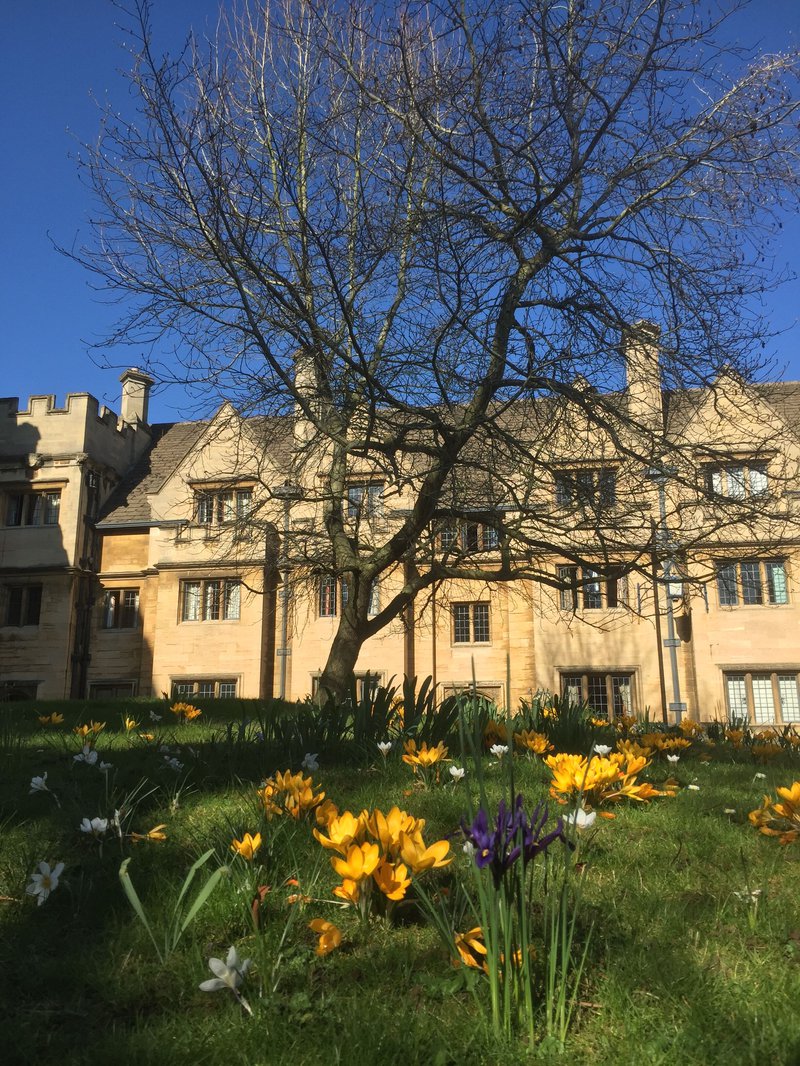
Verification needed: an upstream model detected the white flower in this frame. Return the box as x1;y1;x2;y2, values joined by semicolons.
667;754;680;764
449;766;466;781
301;752;319;772
377;741;392;758
723;808;736;815
79;816;109;837
566;807;597;830
29;773;49;794
462;841;476;858
489;744;509;759
164;757;184;772
592;744;612;757
733;887;762;904
149;711;162;722
99;761;113;772
199;946;252;993
687;784;700;791
74;745;98;766
26;861;64;906
754;772;767;781
158;745;172;754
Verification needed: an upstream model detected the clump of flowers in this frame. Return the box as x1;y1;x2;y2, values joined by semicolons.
462;796;565;889
402;740;449;787
514;729;553;756
73;720;106;743
616;739;654;759
170;702;202;723
313;803;450;920
37;712;64;726
639;733;691;753
749;781;800;845
545;751;669;811
679;718;705;737
484;719;510;749
752;741;783;762
257;770;325;820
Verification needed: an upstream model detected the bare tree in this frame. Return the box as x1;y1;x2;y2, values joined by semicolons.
77;0;800;698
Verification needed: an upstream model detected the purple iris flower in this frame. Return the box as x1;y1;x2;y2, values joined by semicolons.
462;795;564;888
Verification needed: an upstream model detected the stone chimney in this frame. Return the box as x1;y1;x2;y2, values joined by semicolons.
119;369;154;427
623;321;663;428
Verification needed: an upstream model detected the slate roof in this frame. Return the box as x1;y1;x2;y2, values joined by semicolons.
97;421;209;526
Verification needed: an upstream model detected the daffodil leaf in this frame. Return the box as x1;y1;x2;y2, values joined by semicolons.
119;858;164;964
177;864;227;940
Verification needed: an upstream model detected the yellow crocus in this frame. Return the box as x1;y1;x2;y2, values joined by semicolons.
453;927;488;971
367;806;424;858
38;712;64;726
313;810;368;854
333;879;361;905
331;842;380;882
398;832;451;873
372;859;411;901
401;739;449;769
123;716;139;732
514;730;553;756
131;824;168;843
309;918;342;957
230;832;263;860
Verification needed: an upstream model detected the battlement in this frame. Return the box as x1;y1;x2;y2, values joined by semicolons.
0;387;152;476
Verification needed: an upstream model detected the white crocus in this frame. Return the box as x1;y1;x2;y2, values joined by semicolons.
199;946;252;993
74;745;98;766
566;807;597;830
29;773;49;794
723;808;736;815
164;757;184;772
449;766;466;782
462;841;476;858
687;784;700;791
79;816;109;837
754;772;767;781
99;761;113;772
301;752;319;772
149;711;162;722
489;744;509;759
592;744;612;757
377;741;392;758
26;861;64;906
667;754;680;764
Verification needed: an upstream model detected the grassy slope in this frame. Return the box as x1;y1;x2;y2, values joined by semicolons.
1;700;799;1066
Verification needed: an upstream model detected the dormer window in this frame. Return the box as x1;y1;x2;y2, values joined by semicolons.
346;483;383;519
706;462;768;500
195;488;252;525
555;469;616;509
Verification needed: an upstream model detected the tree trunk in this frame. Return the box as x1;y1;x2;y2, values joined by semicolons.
316;610;365;704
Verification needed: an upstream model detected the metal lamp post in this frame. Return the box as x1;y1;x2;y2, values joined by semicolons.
646;465;687;724
272;480;304;700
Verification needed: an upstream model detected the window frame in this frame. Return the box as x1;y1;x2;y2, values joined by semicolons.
724;669;800;726
4;489;61;528
171;678;238;699
194;487;253;526
715;558;789;607
4;584;43;627
452;602;491;645
437;516;501;553
706;462;769;501
180;578;241;622
101;588;140;630
560;670;635;719
556;564;629;611
554;468;617;510
346;482;384;520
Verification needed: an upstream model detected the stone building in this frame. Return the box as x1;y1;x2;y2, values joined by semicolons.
2;355;800;727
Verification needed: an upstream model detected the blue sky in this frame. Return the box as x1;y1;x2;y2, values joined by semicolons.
2;1;799;425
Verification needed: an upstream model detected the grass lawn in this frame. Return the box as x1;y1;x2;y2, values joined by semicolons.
1;697;799;1065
